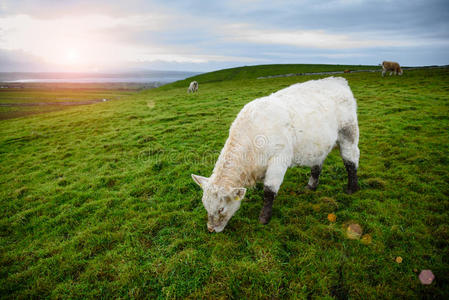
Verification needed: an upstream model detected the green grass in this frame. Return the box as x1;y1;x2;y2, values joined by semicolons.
1;65;448;299
170;63;377;87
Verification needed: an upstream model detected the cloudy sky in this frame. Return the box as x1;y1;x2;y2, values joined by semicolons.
1;0;448;72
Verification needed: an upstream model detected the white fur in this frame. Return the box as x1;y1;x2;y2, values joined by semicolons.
193;77;360;232
188;81;198;93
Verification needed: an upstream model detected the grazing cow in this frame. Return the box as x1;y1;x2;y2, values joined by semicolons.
188;81;199;93
344;70;351;73
382;61;403;76
192;77;360;233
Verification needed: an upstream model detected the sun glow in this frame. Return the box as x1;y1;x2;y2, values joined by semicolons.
65;49;81;65
0;13;202;72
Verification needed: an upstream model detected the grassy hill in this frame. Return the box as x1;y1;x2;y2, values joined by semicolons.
169;63;377;87
1;65;448;298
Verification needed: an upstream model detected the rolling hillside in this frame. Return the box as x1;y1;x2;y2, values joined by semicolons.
1;65;448;298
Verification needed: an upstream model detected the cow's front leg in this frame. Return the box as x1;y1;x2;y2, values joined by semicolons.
259;160;288;224
259;186;276;224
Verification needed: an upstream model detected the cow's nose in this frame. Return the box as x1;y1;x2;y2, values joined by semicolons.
207;226;214;233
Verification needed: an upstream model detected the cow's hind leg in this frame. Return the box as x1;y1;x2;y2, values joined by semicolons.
343;160;359;194
306;165;322;191
338;124;360;194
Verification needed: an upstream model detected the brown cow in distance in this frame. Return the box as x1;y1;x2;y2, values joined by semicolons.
382;61;403;76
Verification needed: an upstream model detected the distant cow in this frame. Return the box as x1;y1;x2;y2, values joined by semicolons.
188;81;198;93
344;70;351;73
382;61;403;76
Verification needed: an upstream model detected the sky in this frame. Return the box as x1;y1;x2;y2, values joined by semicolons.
0;0;448;73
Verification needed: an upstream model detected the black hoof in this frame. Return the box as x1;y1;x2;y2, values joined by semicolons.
306;184;317;191
345;185;360;194
259;209;272;225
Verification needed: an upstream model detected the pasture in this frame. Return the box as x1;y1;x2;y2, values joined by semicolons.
1;65;448;298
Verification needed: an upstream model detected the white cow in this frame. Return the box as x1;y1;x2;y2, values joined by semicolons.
188;81;198;93
192;77;360;232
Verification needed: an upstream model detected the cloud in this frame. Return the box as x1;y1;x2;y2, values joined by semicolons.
0;12;266;71
0;0;448;72
0;48;53;72
262;51;370;59
0;13;178;70
220;24;421;49
136;53;263;63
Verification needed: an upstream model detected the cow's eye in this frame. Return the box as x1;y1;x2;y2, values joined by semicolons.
218;207;224;214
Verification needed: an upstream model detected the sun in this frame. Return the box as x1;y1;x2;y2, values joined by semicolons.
57;47;91;70
65;49;81;65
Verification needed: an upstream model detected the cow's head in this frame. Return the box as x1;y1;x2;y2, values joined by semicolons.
191;174;246;233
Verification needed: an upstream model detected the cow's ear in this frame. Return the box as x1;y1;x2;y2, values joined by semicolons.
191;174;208;188
230;188;246;201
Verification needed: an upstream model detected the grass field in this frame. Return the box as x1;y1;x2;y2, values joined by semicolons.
1;64;448;298
0;83;147;120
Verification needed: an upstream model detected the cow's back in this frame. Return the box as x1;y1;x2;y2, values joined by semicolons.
231;77;356;167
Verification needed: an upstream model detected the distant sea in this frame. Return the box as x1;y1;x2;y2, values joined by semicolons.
0;71;201;84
